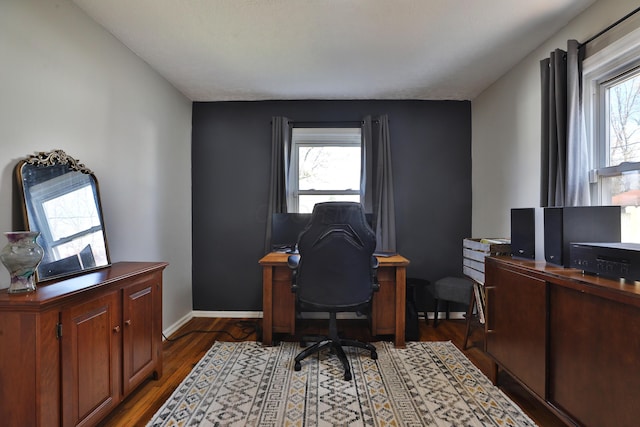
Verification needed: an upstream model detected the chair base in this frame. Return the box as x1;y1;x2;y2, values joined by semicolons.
293;312;377;380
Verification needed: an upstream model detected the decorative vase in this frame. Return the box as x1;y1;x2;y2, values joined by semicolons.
0;231;44;293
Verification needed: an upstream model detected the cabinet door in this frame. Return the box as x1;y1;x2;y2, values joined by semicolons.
270;266;295;335
61;291;121;427
122;274;162;395
371;266;396;335
485;261;547;398
549;285;640;427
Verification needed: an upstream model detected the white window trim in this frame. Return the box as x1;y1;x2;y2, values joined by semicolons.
288;128;361;212
583;25;640;201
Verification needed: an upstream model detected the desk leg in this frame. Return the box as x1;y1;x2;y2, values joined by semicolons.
395;266;406;348
262;266;273;346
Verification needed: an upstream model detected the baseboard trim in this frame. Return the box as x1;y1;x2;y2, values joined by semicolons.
163;310;468;338
194;310;264;319
162;312;194;339
432;311;466;320
189;311;467;319
163;311;263;338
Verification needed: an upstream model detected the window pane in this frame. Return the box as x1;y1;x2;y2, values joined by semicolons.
51;230;108;266
601;172;640;242
298;195;361;214
607;72;640;166
42;185;100;241
298;146;361;190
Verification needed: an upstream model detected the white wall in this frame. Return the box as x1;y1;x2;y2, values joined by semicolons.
0;0;193;330
472;0;639;237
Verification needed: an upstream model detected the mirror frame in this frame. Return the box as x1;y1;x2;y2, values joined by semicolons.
14;150;111;282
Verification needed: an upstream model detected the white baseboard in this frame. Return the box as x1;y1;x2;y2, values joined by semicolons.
433;311;466;320
162;312;194;339
163;310;468;338
194;310;263;318
163;311;261;339
189;311;467;320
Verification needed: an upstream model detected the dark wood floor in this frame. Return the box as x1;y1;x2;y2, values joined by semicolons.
98;316;566;426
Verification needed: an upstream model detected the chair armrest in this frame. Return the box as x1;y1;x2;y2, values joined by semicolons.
287;254;300;269
371;256;380;292
288;254;301;292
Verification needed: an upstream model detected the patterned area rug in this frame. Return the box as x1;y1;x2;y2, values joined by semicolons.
147;341;537;426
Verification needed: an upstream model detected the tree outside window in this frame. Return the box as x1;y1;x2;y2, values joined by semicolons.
289;128;361;213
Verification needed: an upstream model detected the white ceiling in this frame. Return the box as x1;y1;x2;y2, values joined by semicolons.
72;0;596;101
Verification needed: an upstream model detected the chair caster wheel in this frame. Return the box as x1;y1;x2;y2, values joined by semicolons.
371;351;378;360
294;361;301;371
344;371;352;381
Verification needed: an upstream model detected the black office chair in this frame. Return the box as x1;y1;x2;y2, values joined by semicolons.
287;202;379;381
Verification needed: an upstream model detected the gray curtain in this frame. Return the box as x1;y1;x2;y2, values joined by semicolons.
566;40;591;206
540;40;590;207
264;116;291;252
362;115;397;252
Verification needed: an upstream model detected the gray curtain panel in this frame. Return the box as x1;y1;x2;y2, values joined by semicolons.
540;48;567;207
565;40;591;206
540;40;590;207
362;115;397;252
360;117;373;212
265;116;291;253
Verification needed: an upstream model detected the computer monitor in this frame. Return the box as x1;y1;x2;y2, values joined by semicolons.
271;213;312;250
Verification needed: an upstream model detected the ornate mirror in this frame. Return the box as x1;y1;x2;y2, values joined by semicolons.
14;150;111;282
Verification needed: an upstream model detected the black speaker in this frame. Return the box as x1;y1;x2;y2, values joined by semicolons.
511;208;536;259
544;207;563;265
544;206;621;267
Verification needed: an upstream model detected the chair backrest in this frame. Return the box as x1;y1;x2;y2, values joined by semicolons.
295;202;377;309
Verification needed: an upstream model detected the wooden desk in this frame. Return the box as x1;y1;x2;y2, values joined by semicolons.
259;252;410;347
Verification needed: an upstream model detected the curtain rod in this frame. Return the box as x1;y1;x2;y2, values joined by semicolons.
290;120;385;126
269;119;380;127
289;120;364;126
269;119;381;125
579;5;640;47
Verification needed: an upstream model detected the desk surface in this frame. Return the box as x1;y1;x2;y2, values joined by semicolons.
259;251;410;266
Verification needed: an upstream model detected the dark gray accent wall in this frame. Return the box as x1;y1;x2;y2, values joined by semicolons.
192;100;471;311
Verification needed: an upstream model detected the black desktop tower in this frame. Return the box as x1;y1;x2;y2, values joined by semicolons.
511;208;536;260
544;206;621;267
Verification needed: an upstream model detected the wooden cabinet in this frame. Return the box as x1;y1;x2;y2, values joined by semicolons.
122;278;162;395
484;262;546;398
370;265;402;336
485;256;640;427
0;261;167;427
548;284;640;427
61;291;120;426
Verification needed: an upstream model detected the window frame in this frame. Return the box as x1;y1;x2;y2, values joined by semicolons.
288;127;362;213
583;26;640;203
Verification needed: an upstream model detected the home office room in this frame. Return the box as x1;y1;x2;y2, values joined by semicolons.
1;1;639;426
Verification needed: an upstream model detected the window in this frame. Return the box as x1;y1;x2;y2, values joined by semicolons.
288;127;361;213
584;26;640;242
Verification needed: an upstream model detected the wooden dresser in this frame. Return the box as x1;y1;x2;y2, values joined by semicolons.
485;256;640;427
0;261;167;427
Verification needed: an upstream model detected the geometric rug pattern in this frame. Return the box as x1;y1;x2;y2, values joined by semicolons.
147;341;537;426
